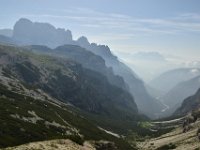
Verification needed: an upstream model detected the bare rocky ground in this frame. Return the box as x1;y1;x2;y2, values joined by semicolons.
1;139;95;150
138;119;200;150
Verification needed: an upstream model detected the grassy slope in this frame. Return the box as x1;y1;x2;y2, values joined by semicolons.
0;44;139;149
137;118;200;150
0;84;135;149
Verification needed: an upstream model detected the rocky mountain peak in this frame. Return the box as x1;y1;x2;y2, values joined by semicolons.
12;18;73;48
77;36;90;47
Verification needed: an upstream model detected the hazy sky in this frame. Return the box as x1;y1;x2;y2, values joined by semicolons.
1;0;200;79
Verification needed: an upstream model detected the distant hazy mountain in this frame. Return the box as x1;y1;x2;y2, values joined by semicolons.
0;29;13;37
0;18;165;118
175;88;200;116
162;75;200;115
120;51;181;82
13;18;73;48
0;35;16;45
182;60;200;68
149;68;200;96
131;51;166;62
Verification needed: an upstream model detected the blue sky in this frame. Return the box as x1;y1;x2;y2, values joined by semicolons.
1;0;200;79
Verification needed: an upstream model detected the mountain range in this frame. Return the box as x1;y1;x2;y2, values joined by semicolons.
149;68;200;96
163;75;200;116
0;44;143;149
149;68;200;117
0;18;164;118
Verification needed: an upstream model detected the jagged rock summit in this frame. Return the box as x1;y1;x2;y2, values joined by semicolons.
13;18;73;48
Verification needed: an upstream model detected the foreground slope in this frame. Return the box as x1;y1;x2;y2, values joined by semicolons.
0;44;140;149
138;119;200;150
138;88;200;149
2;139;96;150
0;83;133;149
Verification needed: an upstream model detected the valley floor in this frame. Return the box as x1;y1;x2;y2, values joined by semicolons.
3;121;200;150
1;139;95;150
137;120;200;150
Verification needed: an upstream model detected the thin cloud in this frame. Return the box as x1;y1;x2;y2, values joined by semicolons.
19;8;200;37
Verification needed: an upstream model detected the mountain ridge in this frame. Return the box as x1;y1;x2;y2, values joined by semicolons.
0;18;165;118
174;88;200;117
